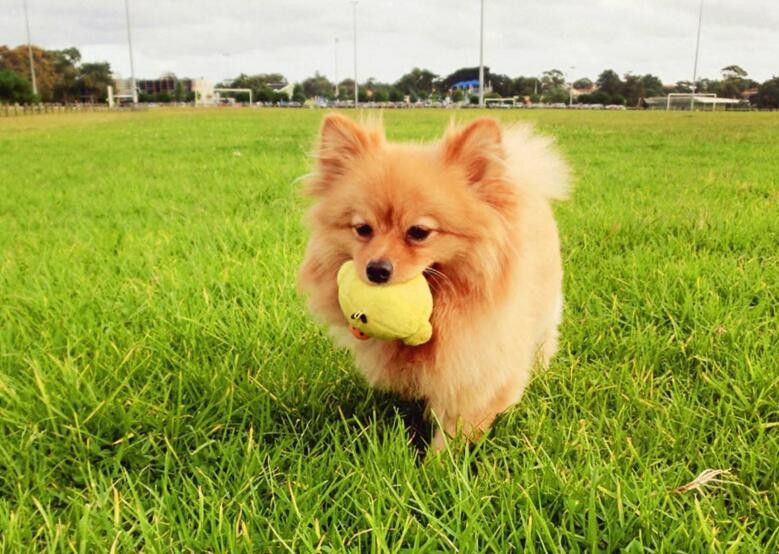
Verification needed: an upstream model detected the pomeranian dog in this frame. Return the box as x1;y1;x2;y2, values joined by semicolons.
298;113;571;451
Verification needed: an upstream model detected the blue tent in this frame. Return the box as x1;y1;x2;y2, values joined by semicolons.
452;79;481;90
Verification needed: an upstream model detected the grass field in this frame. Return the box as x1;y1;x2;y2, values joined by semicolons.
1;108;777;551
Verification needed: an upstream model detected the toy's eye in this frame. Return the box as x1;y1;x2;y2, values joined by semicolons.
406;226;431;242
360;314;368;324
354;224;373;238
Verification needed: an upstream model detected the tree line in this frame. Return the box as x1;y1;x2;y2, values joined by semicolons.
212;65;779;109
2;43;778;109
0;45;112;103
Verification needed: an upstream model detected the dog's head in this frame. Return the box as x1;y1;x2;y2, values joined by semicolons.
304;113;518;291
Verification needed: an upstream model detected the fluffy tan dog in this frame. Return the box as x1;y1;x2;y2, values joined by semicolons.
298;113;571;450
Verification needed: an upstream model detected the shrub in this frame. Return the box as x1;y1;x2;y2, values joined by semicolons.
755;77;779;109
0;69;35;103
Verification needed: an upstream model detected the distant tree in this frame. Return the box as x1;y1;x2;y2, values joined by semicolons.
695;78;713;93
174;80;184;102
596;69;623;96
621;73;662;106
371;89;389;102
231;73;286;89
721;65;747;80
622;73;644;106
0;46;33;85
0;45;59;101
49;47;80;102
451;89;464;102
291;83;306;103
394;67;438;98
77;62;112;102
755;77;779;108
337;78;355;100
583;90;610;105
572;77;593;90
388;88;403;102
715;65;753;99
0;69;35;103
255;87;272;103
575;93;592;104
230;73;288;102
302;71;334;99
541;69;565;90
220;89;250;103
362;78;394;102
713;79;740;98
272;90;289;103
512;76;535;97
641;74;664;97
674;80;693;93
490;73;513;97
542;87;568;103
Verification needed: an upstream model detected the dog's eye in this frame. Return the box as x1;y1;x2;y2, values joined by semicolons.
354;224;373;238
406;226;431;242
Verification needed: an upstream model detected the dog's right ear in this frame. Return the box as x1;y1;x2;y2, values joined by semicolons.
307;113;382;195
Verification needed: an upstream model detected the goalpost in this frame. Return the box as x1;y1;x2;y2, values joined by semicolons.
485;96;518;108
214;88;253;105
666;92;715;111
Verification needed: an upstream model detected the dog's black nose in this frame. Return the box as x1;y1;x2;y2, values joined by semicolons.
366;259;393;284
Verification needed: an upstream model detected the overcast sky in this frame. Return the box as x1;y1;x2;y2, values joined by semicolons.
2;0;777;85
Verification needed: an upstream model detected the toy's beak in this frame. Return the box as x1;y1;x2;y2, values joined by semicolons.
349;325;370;341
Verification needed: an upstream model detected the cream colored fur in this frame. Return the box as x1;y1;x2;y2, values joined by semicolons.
299;115;571;451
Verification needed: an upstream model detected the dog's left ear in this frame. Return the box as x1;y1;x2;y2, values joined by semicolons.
442;118;504;185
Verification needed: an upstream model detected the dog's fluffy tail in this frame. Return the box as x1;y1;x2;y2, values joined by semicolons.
502;123;572;201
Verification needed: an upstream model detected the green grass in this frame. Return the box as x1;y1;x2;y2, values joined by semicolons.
1;108;777;552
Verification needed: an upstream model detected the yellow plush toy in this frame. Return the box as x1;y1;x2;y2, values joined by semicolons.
336;260;433;346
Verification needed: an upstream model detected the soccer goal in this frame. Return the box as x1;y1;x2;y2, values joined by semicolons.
214;88;253;105
485;96;518;108
664;93;740;111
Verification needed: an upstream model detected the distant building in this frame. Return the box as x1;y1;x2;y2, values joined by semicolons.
192;79;216;105
112;73;193;102
644;95;743;110
112;76;135;100
269;81;295;98
136;73;192;96
741;87;759;101
571;85;596;98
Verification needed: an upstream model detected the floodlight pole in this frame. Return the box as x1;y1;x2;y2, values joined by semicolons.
690;0;704;111
22;0;37;97
334;37;339;98
124;0;138;104
568;65;575;107
478;0;485;107
352;1;358;107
